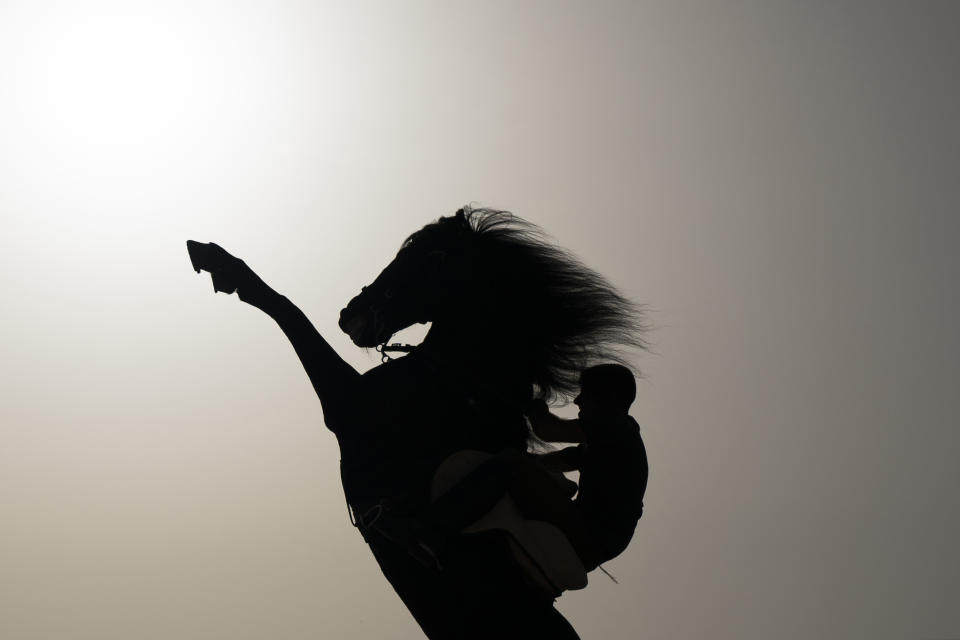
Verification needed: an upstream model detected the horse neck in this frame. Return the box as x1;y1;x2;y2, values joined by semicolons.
421;316;530;395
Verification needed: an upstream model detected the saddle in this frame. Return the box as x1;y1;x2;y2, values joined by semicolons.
430;450;588;597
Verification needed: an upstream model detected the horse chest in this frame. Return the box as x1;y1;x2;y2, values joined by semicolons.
337;358;489;500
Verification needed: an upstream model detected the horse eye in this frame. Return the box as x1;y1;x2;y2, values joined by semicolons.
383;289;394;299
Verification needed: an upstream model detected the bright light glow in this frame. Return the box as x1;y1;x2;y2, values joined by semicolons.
1;2;296;233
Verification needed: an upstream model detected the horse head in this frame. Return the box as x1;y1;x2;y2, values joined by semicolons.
340;206;646;402
338;209;473;349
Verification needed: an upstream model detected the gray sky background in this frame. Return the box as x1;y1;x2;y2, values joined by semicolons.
2;2;958;638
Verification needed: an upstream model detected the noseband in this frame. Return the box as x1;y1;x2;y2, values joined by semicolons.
376;342;417;363
361;237;461;363
359;287;419;363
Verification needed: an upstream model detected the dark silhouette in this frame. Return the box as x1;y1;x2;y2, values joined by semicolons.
187;207;646;639
411;363;648;588
527;364;649;573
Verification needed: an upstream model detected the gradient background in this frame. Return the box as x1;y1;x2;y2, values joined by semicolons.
2;2;958;638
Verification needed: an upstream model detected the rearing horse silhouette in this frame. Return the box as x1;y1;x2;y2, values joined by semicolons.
187;207;645;639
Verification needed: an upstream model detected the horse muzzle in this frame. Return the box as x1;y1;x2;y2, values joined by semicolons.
339;306;387;347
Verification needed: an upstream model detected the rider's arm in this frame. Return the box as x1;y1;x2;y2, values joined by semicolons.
525;401;586;443
535;446;581;473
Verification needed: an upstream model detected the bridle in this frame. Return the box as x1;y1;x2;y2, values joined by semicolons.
361;233;464;364
358;286;420;363
376;342;417;363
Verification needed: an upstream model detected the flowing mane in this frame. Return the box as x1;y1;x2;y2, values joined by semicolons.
411;206;648;402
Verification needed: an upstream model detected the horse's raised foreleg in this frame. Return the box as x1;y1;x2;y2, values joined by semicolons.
254;290;361;418
188;241;360;422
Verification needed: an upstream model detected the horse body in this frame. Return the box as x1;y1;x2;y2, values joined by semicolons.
189;207;643;639
327;209;643;638
330;345;554;639
332;344;525;506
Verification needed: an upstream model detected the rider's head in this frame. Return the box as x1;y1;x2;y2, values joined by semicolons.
573;364;635;420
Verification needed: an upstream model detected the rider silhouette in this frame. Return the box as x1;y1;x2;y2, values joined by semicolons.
529;364;648;571
403;364;647;576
